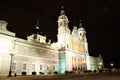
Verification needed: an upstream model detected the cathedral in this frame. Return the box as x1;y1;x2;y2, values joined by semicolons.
0;8;103;76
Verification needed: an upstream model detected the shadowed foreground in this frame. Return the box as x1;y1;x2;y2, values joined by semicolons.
0;72;120;80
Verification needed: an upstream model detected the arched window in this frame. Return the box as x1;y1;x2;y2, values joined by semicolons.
60;22;62;26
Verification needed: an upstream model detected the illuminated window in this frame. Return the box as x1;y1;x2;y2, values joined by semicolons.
23;64;26;70
60;22;62;26
80;33;82;36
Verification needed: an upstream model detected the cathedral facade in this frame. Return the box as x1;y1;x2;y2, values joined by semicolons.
57;9;90;73
0;9;103;76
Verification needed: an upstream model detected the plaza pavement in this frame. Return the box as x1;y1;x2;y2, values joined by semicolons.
0;72;120;80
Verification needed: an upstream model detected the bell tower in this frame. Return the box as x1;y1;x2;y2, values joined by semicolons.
57;6;70;49
57;6;71;74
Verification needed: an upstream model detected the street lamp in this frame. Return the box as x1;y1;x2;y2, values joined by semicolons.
8;49;15;77
110;63;114;67
99;62;103;69
110;63;114;72
99;62;102;66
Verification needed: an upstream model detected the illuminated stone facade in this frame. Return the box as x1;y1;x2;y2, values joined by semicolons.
57;8;103;73
0;20;59;76
57;8;90;73
0;8;103;76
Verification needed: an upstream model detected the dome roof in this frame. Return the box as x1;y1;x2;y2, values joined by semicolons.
78;27;85;31
58;15;68;20
78;20;86;31
73;26;77;29
0;20;8;25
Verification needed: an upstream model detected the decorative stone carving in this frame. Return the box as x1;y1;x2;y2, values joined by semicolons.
0;20;8;31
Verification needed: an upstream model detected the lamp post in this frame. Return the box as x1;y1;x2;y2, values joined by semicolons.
98;62;103;73
110;63;114;72
99;62;103;69
8;49;15;77
110;63;114;67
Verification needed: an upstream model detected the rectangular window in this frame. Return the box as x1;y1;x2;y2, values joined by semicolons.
40;64;42;70
24;47;27;55
12;63;16;70
33;49;36;54
53;65;55;71
61;44;63;47
47;65;48;71
40;50;42;56
43;51;46;57
67;44;69;48
32;64;35;70
53;54;56;58
23;64;26;70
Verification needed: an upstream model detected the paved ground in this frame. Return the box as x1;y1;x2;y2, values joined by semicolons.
0;72;120;80
67;72;120;80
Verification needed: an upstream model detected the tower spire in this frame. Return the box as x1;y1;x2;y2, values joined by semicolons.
35;20;40;29
79;20;83;27
60;6;65;15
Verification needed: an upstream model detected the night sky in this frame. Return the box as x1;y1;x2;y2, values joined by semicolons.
0;0;119;68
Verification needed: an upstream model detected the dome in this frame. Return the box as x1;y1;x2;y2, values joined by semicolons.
0;20;8;25
58;15;68;20
73;26;77;29
78;27;85;31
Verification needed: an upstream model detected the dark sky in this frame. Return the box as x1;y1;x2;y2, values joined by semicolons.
0;0;119;67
